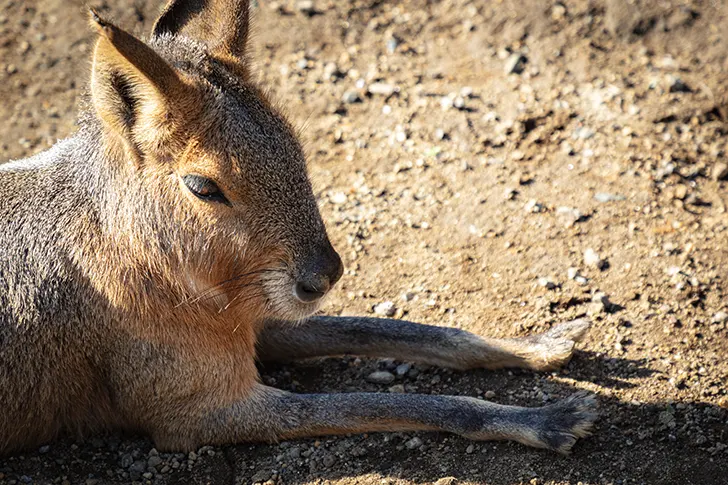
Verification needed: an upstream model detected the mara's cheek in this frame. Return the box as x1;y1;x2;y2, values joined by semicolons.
182;271;229;308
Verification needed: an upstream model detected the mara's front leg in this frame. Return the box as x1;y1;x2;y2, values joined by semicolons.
258;316;591;371
150;384;597;454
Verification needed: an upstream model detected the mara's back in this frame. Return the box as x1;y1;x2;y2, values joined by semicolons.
0;137;117;453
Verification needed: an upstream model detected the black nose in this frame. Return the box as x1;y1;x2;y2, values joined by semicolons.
294;245;343;303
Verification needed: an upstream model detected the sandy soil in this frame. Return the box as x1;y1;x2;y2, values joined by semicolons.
0;0;726;484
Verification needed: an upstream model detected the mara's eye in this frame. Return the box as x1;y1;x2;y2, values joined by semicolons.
182;175;229;204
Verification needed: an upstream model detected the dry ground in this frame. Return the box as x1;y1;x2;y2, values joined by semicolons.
0;0;727;484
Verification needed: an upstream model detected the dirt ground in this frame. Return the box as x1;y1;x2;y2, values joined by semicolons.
1;0;727;484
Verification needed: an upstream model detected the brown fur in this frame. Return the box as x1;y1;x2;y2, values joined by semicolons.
0;0;597;456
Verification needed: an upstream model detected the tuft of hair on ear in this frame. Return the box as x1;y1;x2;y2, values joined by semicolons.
88;7;106;29
89;8;197;165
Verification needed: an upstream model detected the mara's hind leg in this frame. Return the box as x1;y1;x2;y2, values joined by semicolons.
257;316;591;371
151;385;598;455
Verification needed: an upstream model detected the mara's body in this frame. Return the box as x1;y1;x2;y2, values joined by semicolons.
0;132;258;451
0;137;116;448
0;0;597;457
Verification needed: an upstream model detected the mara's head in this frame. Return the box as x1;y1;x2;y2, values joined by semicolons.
87;0;342;320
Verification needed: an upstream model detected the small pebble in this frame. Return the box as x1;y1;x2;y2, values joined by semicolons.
405;437;423;449
591;292;612;311
322;453;336;467
148;456;163;468
556;206;584;226
524;199;545;213
367;82;397;96
504;188;518;200
373;301;396;316
575;127;595;140
504;53;527;74
574;275;588;285
120;454;134;469
366;371;395;385
251;470;273;483
584;248;607;270
712;163;728;181
594;192;625;203
330;192;348;204
342;90;361;104
667;75;691;93
551;3;567;20
295;0;316;15
711;311;728;324
395;363;412;376
538;277;557;290
386;37;399;53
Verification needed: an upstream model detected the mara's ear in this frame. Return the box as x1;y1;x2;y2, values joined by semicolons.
152;0;250;60
89;9;194;163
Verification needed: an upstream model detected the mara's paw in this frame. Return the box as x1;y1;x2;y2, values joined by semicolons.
521;319;591;371
543;318;591;343
534;391;598;454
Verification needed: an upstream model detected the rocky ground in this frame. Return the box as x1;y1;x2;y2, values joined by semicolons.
1;0;727;484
